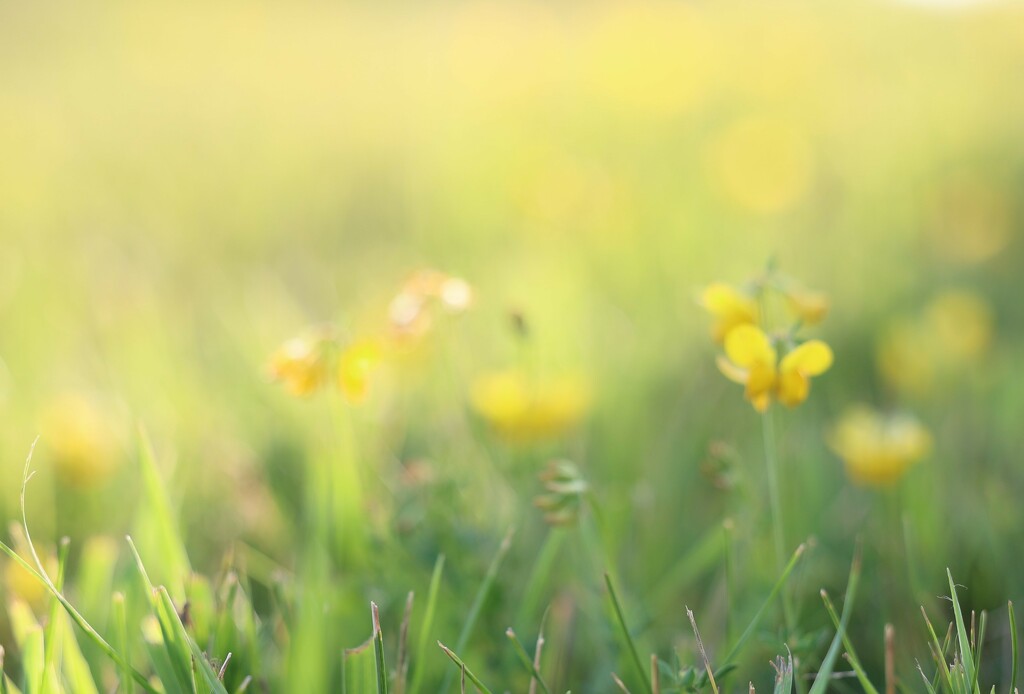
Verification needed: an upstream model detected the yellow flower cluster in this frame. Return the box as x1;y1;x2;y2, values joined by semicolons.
701;274;833;412
828;406;932;487
270;269;472;403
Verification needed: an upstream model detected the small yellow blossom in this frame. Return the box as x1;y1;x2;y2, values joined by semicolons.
876;289;994;396
699;282;759;342
784;287;830;325
268;334;329;397
470;369;590;442
828;406;931;487
716;325;833;412
337;339;382;403
40;394;120;488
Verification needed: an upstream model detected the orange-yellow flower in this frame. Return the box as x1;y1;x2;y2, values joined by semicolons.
828;406;931;487
699;282;758;342
470;369;590;442
268;334;329;397
716;325;833;412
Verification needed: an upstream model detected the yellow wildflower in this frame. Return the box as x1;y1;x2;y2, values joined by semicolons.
699;282;759;342
337;339;382;404
716;325;833;412
40;394;120;488
876;288;994;396
268;334;329;397
470;369;590;443
828;406;931;487
784;287;829;325
925;290;993;360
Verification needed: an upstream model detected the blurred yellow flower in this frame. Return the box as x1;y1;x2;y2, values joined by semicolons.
470;369;590;442
717;325;832;412
925;290;993;361
699;282;758;342
338;339;382;404
876;288;994;396
784;286;829;325
927;172;1010;265
706;116;814;214
828;406;931;487
268;334;329;397
40;394;120;488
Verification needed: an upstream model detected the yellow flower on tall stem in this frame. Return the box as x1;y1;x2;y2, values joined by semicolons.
703;266;832;643
716;324;833;412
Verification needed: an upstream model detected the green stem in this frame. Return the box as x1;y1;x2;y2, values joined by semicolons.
761;410;795;639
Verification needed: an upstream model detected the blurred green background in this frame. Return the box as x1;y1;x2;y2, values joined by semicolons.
1;0;1023;690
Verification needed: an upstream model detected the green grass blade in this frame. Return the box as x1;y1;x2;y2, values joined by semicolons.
409;553;445;694
972;611;987;694
113;593;134;694
372;603;389;694
155;585;229;694
515;528;564;630
922;607;954;691
604;573;653;694
809;549;862;694
947;569;978;692
441;530;514;692
916;661;938;694
821;589;879;694
42;537;70;692
20;627;44;694
135;427;192;601
1009;601;1018;694
650;523;728;609
438;643;493;694
505;628;551;694
6;448;157;694
720;543;807;669
773;654;794;694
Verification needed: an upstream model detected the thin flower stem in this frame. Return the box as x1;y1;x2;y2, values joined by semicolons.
761;409;795;639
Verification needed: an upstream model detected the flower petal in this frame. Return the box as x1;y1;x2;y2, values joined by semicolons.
780;339;833;376
724;324;776;368
715;355;748;384
700;282;753;317
745;360;776;398
776;368;809;407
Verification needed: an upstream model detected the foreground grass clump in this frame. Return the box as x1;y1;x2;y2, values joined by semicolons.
0;264;1018;693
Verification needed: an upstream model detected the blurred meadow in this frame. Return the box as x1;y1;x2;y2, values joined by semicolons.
2;0;1024;691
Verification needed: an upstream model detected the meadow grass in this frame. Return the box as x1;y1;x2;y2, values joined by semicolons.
1;2;1023;692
